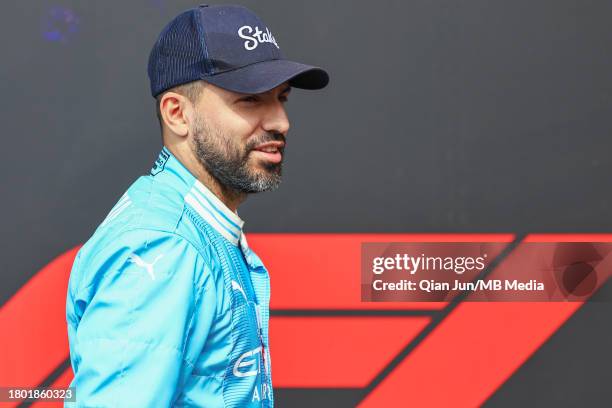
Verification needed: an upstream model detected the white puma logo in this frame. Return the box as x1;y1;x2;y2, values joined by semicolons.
128;253;164;280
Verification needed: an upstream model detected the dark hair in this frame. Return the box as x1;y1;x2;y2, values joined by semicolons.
155;80;205;132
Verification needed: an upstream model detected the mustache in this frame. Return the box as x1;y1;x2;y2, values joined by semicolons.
245;132;286;152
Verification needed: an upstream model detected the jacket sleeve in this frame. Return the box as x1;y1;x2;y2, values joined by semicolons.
67;229;216;407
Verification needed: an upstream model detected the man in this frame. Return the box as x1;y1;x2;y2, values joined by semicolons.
65;4;328;407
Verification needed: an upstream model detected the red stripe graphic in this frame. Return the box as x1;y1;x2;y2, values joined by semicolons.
247;233;514;310
357;302;582;407
0;246;79;392
0;234;606;407
270;316;430;388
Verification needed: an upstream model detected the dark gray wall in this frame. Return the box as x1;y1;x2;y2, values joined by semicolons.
2;1;611;406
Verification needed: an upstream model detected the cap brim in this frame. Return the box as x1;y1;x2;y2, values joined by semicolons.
200;59;329;94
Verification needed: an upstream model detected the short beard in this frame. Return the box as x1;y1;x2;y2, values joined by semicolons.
191;115;285;194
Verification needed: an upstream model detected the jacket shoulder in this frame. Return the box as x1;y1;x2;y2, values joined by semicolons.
96;175;186;235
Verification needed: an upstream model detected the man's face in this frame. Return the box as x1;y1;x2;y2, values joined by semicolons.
190;82;291;194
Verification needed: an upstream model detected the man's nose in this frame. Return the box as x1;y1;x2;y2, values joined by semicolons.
261;102;290;136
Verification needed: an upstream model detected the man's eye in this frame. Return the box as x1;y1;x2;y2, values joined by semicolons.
279;95;289;103
240;95;259;103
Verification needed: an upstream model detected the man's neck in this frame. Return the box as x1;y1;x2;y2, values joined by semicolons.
167;144;246;212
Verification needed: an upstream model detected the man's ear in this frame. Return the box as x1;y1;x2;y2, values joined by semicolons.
159;92;191;138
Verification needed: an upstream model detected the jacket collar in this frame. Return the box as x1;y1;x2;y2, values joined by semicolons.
151;147;246;247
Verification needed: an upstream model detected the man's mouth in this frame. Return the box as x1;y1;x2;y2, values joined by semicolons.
251;141;285;164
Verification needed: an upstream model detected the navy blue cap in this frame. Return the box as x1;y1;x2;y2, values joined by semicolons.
147;4;329;97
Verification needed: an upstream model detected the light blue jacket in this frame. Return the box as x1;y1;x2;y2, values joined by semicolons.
66;147;273;407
